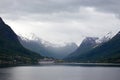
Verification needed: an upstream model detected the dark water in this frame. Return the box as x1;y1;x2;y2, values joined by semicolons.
0;64;120;80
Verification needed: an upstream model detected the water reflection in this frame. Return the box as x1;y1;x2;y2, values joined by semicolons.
0;64;120;80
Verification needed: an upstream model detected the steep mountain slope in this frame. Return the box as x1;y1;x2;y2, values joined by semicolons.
66;37;99;60
96;32;113;44
19;36;78;59
18;36;51;57
0;17;43;64
65;32;120;63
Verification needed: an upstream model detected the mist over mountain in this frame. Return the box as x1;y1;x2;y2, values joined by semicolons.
0;17;43;64
66;32;113;60
0;16;119;64
19;35;78;59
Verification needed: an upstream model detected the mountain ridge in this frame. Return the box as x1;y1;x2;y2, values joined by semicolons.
19;35;78;59
65;32;120;63
0;17;43;65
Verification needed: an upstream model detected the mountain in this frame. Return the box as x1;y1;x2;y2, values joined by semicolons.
96;32;113;44
0;17;43;65
65;37;99;60
65;32;120;63
18;36;51;57
19;35;78;59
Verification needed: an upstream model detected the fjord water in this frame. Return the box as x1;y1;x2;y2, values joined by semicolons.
0;64;120;80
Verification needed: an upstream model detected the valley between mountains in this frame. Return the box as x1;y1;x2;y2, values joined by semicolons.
0;17;120;65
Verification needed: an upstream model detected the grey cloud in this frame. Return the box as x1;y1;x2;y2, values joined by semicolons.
0;0;119;14
0;0;120;45
0;0;120;21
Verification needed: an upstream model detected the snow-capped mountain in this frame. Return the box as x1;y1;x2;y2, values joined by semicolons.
96;32;113;44
18;34;78;59
66;37;99;59
65;31;120;63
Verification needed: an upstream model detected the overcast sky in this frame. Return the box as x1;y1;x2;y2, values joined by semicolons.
1;0;120;45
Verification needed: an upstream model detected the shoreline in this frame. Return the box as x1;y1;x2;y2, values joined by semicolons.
56;63;120;67
0;63;120;68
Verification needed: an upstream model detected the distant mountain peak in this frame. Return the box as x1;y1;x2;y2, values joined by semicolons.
84;37;98;41
82;37;99;44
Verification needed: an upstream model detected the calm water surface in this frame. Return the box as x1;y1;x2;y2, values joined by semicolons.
0;64;120;80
